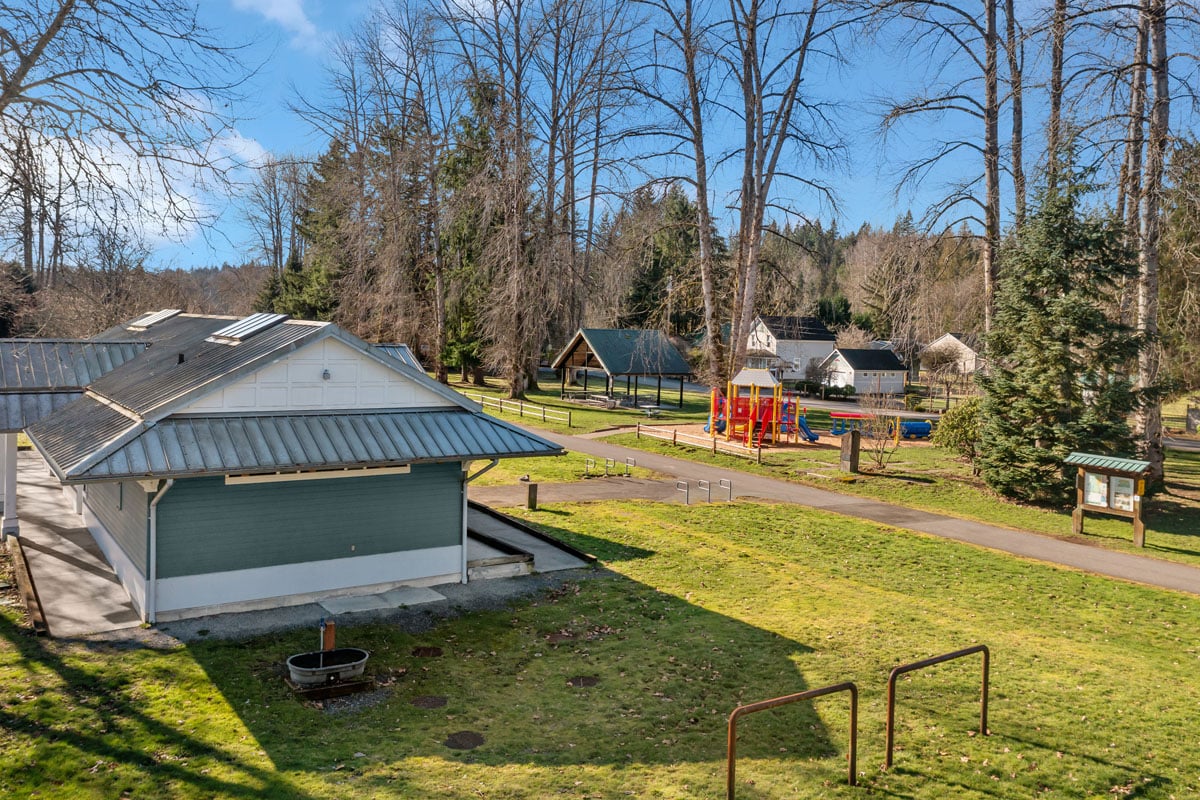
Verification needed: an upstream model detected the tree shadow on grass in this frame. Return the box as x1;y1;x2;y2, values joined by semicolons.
516;515;657;561
188;573;843;794
0;613;317;799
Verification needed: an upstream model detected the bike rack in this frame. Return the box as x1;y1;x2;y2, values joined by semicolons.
885;644;990;768
604;458;617;476
697;479;712;502
584;458;595;476
727;682;858;797
624;457;635;476
675;480;689;504
719;478;732;501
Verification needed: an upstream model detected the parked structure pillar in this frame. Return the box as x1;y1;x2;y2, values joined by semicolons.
2;433;18;537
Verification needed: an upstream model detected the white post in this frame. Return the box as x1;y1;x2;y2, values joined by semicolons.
2;433;17;537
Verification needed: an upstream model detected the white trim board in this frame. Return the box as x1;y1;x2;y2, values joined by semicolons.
154;545;462;618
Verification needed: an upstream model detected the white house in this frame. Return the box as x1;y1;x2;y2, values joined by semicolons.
922;333;982;375
820;348;908;395
744;315;837;382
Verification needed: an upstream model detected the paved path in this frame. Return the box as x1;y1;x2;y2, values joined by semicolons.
486;426;1200;596
9;453;142;637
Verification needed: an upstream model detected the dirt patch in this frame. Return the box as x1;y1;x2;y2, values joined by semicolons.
411;646;443;658
410;695;448;709
444;730;485;750
316;687;392;715
567;675;598;688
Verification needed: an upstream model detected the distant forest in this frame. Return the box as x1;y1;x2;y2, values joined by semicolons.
2;1;1200;481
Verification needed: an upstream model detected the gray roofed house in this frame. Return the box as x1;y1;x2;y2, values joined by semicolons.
820;348;908;395
755;316;837;342
551;328;692;407
5;311;563;623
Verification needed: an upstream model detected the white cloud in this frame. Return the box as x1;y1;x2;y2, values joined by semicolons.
232;0;323;52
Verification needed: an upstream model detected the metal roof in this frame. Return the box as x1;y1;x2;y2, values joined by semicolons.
757;316;837;342
551;328;691;376
96;313;237;343
89;320;329;418
36;409;562;483
0;391;82;433
1064;452;1151;474
829;348;907;372
0;340;146;390
731;368;780;387
27;394;141;476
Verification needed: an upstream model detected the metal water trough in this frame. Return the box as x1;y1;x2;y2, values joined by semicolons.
286;647;370;686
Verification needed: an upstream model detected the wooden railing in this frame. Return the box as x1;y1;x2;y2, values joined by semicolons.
636;423;761;463
463;393;572;427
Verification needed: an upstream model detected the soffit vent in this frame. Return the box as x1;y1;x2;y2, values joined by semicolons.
206;313;289;345
126;309;182;331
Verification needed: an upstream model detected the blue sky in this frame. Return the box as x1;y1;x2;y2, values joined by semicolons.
154;1;982;268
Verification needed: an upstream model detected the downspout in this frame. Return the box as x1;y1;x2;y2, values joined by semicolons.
146;479;175;624
461;460;499;583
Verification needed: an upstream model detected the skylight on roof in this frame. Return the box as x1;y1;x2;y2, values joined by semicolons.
126;309;182;330
206;313;289;344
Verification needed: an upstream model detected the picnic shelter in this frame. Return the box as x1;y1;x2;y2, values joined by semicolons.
551;328;692;409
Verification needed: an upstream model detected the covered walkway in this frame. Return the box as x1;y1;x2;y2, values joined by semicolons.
8;450;141;637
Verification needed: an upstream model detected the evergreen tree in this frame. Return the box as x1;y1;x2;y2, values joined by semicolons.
977;171;1142;504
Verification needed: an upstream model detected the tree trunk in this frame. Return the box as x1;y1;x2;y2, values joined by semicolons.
1135;0;1168;483
983;0;1000;334
681;0;723;383
1046;0;1066;176
1004;0;1025;228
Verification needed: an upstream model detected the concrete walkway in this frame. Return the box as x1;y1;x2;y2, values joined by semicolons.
492;426;1200;596
9;452;142;637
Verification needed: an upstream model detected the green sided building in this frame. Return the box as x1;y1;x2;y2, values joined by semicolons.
20;311;561;622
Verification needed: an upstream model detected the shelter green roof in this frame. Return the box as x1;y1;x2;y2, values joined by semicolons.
1064;452;1151;474
551;329;691;376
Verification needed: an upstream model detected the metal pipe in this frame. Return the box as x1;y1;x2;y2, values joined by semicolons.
727;681;858;797
885;644;990;768
146;479;175;624
461;460;499;583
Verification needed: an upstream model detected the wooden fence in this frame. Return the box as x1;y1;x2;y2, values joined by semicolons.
464;393;572;427
636;423;761;463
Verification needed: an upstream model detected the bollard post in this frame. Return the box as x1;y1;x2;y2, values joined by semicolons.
527;482;538;510
322;619;337;651
840;430;860;473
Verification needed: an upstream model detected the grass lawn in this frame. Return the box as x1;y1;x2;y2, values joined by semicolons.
1163;396;1198;437
605;432;1200;568
469;451;663;487
448;375;714;434
3;500;1200;798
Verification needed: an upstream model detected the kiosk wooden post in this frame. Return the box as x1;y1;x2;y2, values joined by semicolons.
1065;453;1150;547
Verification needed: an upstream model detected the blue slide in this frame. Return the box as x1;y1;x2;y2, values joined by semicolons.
795;416;820;443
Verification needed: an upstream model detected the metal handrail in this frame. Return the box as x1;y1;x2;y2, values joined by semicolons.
885;644;990;768
727;682;858;797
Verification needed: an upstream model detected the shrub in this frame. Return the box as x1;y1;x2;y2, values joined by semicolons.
933;396;982;473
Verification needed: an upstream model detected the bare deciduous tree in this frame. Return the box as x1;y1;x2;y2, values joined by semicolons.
0;1;249;239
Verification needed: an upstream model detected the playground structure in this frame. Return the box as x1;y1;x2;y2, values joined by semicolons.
706;369;820;447
831;411;936;442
